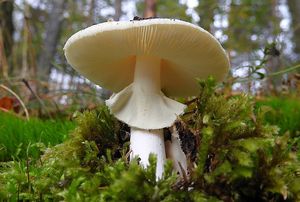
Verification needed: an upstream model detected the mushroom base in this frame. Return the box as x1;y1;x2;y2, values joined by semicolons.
165;127;188;177
130;127;166;179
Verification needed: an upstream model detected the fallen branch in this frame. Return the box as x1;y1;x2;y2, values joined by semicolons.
22;79;53;119
0;84;30;120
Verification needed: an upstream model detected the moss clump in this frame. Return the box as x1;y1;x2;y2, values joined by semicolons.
181;77;300;201
0;77;300;201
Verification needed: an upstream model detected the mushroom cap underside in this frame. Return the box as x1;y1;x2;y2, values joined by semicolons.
64;18;230;97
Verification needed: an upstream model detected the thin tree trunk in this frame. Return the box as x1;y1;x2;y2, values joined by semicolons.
89;0;95;25
113;0;122;21
21;4;29;78
287;0;300;57
196;0;218;33
144;0;156;18
0;0;14;58
37;0;66;92
0;0;14;77
267;0;281;93
0;27;8;78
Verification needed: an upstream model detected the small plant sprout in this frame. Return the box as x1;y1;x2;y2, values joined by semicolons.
64;18;229;178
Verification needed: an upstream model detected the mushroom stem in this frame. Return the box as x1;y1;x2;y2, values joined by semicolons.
130;55;165;178
106;55;185;178
106;55;185;129
130;128;166;179
133;55;161;92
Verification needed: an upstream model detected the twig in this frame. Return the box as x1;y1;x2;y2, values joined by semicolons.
269;64;300;77
178;162;188;183
26;157;31;192
22;79;53;118
184;97;198;105
0;84;30;120
0;106;9;113
125;149;132;163
234;63;300;83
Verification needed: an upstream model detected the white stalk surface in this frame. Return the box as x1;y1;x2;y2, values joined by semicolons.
106;55;185;129
166;127;188;176
130;127;166;179
107;55;186;177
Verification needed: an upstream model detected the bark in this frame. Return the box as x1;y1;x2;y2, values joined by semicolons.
268;0;281;92
113;0;122;21
196;0;218;33
21;15;28;79
0;0;14;58
0;0;14;77
37;0;66;90
88;0;95;25
144;0;156;18
0;27;8;78
287;0;300;57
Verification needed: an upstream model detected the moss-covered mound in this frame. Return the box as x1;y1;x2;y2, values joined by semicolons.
0;77;299;201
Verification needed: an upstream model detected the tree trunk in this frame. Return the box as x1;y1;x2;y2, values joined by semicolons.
0;0;14;77
196;0;218;33
268;0;281;93
113;0;122;21
287;0;300;58
0;27;8;78
0;0;14;58
88;0;96;25
37;0;66;91
144;0;156;18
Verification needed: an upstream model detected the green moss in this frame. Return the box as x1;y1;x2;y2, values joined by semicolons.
0;79;299;201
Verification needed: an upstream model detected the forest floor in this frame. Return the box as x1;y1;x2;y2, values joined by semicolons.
1;96;299;163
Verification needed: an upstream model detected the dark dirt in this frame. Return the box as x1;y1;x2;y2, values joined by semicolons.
174;120;198;162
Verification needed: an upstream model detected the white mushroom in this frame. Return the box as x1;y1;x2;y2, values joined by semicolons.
165;125;188;176
64;18;229;178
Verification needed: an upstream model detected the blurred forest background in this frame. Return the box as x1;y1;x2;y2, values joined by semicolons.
0;0;300;118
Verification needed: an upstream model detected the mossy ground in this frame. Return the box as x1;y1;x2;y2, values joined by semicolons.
0;78;299;201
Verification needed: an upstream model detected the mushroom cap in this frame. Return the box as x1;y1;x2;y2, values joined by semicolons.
64;18;229;97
